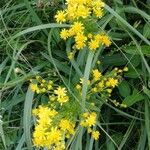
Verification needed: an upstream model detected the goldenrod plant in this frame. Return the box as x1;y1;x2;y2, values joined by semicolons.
0;0;150;149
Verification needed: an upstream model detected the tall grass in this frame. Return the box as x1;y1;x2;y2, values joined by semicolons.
0;0;150;149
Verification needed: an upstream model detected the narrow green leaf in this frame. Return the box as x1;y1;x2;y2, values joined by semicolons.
23;87;34;150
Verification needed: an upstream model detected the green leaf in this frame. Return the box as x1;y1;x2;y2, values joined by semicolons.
122;89;145;107
127;55;141;68
122;45;150;57
124;68;141;78
23;87;34;150
118;80;131;98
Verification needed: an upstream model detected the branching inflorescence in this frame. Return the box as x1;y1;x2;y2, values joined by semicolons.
31;0;128;149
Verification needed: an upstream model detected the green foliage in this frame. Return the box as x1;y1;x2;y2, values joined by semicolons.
0;0;150;149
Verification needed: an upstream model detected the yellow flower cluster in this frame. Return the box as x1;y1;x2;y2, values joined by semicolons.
30;76;69;105
32;105;75;150
80;112;100;140
55;0;105;23
54;86;69;105
80;112;97;127
111;99;127;108
30;76;53;94
55;0;111;51
76;67;129;99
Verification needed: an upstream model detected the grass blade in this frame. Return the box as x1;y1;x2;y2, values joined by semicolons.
23;87;34;150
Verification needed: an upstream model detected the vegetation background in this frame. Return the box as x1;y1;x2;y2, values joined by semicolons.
0;0;150;149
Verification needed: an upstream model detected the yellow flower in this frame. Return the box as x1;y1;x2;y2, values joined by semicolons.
83;112;89;118
88;33;93;38
87;128;92;133
93;0;105;7
59;119;75;135
70;22;84;35
89;39;99;51
79;78;91;86
54;86;69;105
98;81;104;88
92;69;102;81
91;87;98;93
32;108;39;116
33;125;47;146
47;127;62;144
76;5;90;19
55;10;66;23
54;86;67;97
81;112;97;127
91;130;100;140
66;5;77;20
68;52;74;60
75;33;87;49
101;35;111;47
57;95;69;105
76;84;81;90
30;83;38;92
93;8;103;18
60;29;69;40
86;112;97;127
106;78;118;88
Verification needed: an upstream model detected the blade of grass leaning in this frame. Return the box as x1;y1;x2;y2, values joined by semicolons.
23;87;34;150
24;0;48;35
118;119;135;149
97;122;119;149
119;6;150;22
16;133;25;150
104;4;150;45
0;57;9;75
11;23;70;40
137;126;147;150
125;29;150;75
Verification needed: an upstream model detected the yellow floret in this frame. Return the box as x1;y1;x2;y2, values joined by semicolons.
101;35;111;47
55;10;66;23
57;95;69;105
54;86;67;97
30;83;38;92
91;130;100;140
81;112;97;127
59;119;75;135
92;69;102;81
89;40;99;51
75;33;87;49
106;78;118;88
70;22;84;35
60;29;69;40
